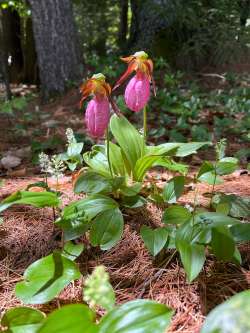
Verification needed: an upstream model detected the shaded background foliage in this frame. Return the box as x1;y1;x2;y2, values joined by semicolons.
0;0;249;97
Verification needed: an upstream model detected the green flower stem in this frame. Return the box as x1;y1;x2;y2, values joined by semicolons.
143;106;147;143
106;126;113;178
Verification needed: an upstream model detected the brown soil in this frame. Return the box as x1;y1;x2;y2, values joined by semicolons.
0;171;249;332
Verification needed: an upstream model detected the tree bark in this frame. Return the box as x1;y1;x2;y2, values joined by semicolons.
128;0;178;52
29;0;81;100
2;8;23;83
118;0;128;51
0;9;12;100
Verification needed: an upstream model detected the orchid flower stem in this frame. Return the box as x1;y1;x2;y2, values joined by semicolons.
143;106;147;143
106;127;113;178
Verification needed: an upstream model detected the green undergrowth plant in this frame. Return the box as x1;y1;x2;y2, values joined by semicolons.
1;265;174;333
140;139;250;282
57;113;209;250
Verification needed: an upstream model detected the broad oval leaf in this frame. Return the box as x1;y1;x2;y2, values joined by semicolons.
74;171;112;194
62;241;84;261
194;212;240;227
163;176;185;203
15;252;81;304
163;206;191;225
98;300;173;333
110;115;145;173
201;290;250;333
83;149;110;177
1;307;45;333
0;191;60;213
121;195;146;208
140;226;168;256
38;304;97;333
67;142;83;157
56;195;118;241
197;161;215;179
176;240;205;282
211;226;235;261
175;142;210;157
59;195;118;221
216;157;238;175
230;223;250;242
90;208;124;250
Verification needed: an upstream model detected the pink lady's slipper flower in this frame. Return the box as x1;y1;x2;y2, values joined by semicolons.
80;73;111;138
113;51;155;112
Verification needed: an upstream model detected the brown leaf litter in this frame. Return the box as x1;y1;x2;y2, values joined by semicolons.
0;172;249;332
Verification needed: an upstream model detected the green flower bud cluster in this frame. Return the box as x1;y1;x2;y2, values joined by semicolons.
83;265;115;312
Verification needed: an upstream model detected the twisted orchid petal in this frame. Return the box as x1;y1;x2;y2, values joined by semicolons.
85;96;110;138
124;74;150;112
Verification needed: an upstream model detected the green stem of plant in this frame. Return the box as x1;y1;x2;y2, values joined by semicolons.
210;163;217;208
106;127;113;178
143;106;147;143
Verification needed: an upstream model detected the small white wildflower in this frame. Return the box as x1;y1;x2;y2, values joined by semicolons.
66;128;76;145
39;152;51;173
48;155;66;179
185;204;194;212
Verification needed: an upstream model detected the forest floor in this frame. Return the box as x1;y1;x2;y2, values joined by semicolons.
0;82;250;332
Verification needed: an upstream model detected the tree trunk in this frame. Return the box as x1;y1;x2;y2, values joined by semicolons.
128;0;178;52
0;9;12;100
2;8;23;83
118;0;128;51
29;0;81;100
22;17;38;84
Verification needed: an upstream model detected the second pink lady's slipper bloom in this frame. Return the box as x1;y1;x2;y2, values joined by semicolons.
114;51;155;112
80;73;111;138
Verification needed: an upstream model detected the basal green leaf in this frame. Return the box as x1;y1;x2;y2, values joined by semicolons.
15;252;81;304
110;115;145;173
90;208;124;250
120;182;142;197
74;171;112;194
201;290;250;333
145;143;180;156
0;191;60;213
98;300;173;333
1;307;45;333
175;142;210;157
109;142;127;176
134;155;163;181
38;304;97;333
83;149;110;177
